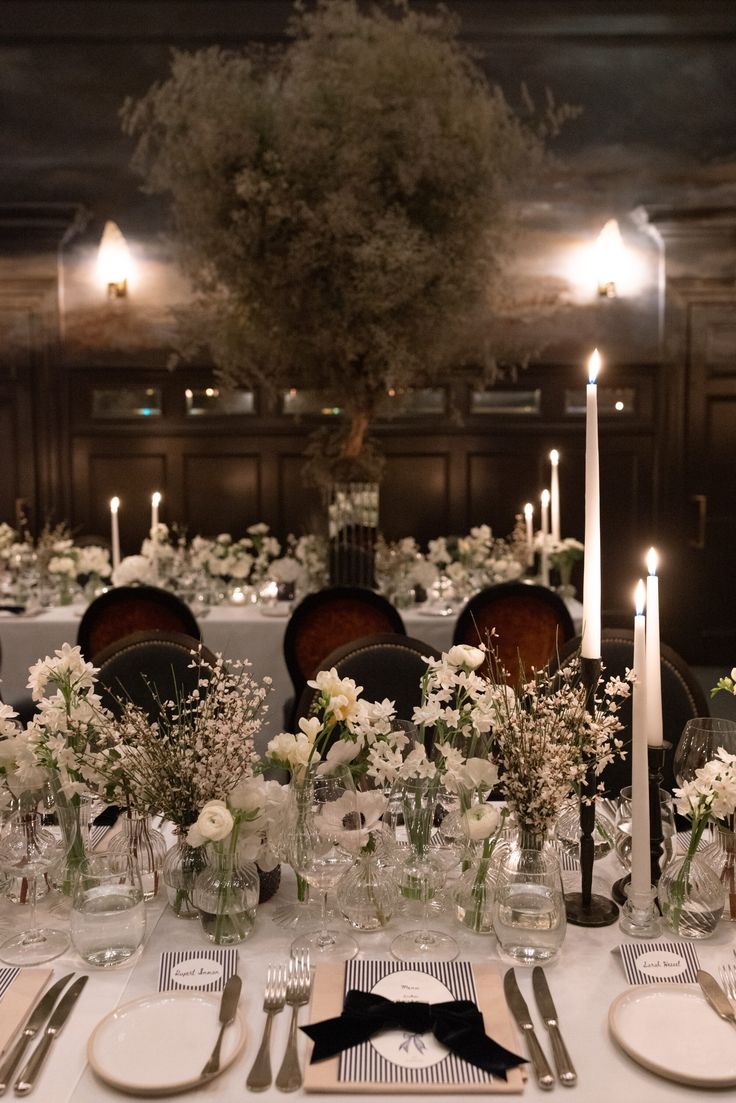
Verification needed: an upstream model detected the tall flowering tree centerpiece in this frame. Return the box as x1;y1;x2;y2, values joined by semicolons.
122;0;560;487
25;645;111;890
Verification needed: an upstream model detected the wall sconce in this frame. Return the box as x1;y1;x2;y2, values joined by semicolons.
97;220;131;298
594;219;625;298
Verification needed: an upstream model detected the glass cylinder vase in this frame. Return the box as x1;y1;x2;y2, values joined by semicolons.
49;779;91;896
492;846;566;964
108;811;167;901
454;836;503;935
193;842;259;945
162;831;208;920
658;851;726;939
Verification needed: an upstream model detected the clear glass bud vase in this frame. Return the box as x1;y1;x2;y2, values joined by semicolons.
658;851;726;939
337;849;398;931
454;837;504;934
702;824;736;921
162;832;208;919
109;811;167;901
193;842;259;945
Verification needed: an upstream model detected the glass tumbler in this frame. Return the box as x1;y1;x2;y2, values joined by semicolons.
71;854;146;968
614;786;676;873
492;847;566;965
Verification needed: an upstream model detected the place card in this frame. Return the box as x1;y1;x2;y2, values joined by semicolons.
158;949;239;993
618;941;700;985
304;960;524;1094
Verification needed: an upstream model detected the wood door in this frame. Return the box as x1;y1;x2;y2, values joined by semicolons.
681;300;736;662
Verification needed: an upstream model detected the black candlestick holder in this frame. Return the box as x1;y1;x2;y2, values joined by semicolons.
566;656;620;927
612;740;672;906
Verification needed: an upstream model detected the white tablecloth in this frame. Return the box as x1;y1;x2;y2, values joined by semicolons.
3;852;733;1103
0;599;583;756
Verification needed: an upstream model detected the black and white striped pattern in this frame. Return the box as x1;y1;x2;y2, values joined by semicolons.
619;941;700;985
158;949;239;993
89;824;111;851
0;968;20;1000
338;960;494;1086
676;829;710;855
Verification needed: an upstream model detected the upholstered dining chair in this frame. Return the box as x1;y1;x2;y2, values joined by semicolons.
556;628;709;797
453;581;575;688
283;586;406;723
292;633;440;736
94;630;217;722
77;585;201;661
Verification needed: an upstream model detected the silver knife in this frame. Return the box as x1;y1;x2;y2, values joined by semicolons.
697;969;736;1030
13;976;88;1096
0;975;75;1096
532;967;577;1086
200;974;242;1078
503;969;554;1090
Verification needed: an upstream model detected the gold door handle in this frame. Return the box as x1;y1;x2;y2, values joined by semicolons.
690;494;707;549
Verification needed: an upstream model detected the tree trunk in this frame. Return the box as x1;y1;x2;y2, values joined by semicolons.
342;410;370;458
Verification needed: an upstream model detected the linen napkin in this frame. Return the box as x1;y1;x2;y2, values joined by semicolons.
0;969;53;1056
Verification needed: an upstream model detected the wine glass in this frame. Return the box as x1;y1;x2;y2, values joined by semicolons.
674;718;736;787
289;767;359;961
390;776;458;963
0;811;69;964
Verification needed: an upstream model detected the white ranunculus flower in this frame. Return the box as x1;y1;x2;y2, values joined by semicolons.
446;644;486;671
112;555;156;588
228;776;266;815
268;557;302;584
193;799;234;843
459;757;499;792
463;804;501;841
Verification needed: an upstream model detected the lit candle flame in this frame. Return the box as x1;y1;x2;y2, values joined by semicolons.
588;348;601;384
151;492;162;508
549;449;559;465
541;489;550;507
635;578;646;616
523;502;533;520
646;547;658;576
110;497;120;513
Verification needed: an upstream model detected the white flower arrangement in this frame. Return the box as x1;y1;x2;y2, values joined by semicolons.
112;554;158;587
76;545;112;579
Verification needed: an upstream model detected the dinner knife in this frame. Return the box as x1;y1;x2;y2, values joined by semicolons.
200;974;242;1078
697;969;736;1030
13;976;88;1096
0;975;75;1096
503;969;554;1090
532;967;577;1086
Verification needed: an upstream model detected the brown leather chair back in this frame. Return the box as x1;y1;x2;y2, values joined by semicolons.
78;585;201;661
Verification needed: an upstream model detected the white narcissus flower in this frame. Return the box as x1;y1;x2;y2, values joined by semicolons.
446;644;486;671
463;803;501;841
191;799;234;844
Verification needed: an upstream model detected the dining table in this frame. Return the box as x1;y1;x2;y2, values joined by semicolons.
0;597;583;755
1;831;733;1103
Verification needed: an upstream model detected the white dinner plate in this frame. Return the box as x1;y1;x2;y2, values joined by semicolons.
608;983;736;1087
88;991;247;1096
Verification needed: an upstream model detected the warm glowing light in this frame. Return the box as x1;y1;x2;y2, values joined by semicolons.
541;489;550;507
549;449;559;465
595;219;626;297
588;348;601;384
615;400;624;411
185;389;193;399
523;502;533;520
646;547;658;576
110;496;120;513
151;492;161;508
635;579;646;616
97;221;131;297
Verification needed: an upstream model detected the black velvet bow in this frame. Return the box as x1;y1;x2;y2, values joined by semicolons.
301;989;526;1079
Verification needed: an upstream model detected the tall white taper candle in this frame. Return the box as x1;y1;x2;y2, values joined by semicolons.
645;547;663;746
582;350;602;659
631;579;650;897
540;489;550;587
110;497;121;572
524;502;534;568
550;449;561;543
151;491;161;536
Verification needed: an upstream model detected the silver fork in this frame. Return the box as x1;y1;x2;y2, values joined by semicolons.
246;964;288;1092
720;964;736;1002
275;952;312;1093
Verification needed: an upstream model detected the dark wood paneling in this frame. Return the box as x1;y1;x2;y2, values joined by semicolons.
183;452;262;536
466;450;542;537
380;454;451;543
277;455;323;537
78;447;168;552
